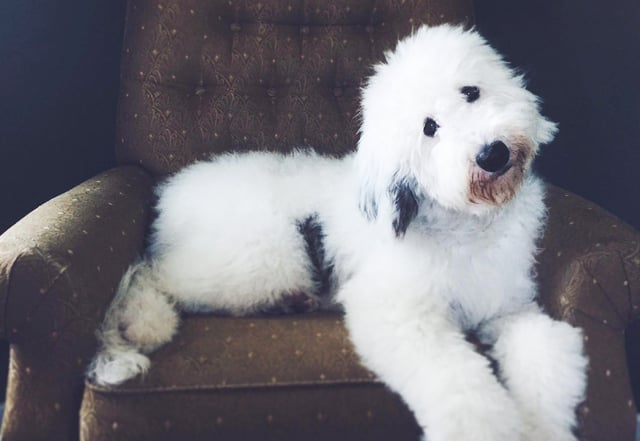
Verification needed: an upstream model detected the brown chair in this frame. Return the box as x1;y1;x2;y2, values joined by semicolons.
0;0;638;440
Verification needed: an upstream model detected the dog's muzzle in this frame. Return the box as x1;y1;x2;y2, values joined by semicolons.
469;139;532;206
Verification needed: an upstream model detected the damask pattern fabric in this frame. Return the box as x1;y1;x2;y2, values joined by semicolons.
115;0;474;175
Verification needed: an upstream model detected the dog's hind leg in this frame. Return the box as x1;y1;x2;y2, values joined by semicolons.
88;259;180;386
113;260;180;353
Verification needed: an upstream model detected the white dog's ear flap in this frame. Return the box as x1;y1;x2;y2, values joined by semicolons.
389;175;420;237
536;116;559;145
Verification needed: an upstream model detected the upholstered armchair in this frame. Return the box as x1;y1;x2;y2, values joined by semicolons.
0;1;638;440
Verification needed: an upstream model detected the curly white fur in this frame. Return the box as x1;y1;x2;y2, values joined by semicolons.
89;25;587;441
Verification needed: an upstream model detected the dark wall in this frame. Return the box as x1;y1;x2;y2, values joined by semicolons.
475;0;640;229
0;0;127;234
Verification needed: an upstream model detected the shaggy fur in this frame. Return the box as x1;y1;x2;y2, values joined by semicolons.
89;25;587;441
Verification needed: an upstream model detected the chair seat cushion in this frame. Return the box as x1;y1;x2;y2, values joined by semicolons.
80;312;421;441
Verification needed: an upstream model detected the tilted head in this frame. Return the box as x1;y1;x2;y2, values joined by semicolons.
356;25;557;236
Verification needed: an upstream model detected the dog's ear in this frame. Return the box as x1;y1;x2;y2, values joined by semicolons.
389;175;420;237
536;116;558;145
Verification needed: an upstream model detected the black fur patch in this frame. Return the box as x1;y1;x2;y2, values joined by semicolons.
297;214;334;297
389;176;420;237
465;330;500;377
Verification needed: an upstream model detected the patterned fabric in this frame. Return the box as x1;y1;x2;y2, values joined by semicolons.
115;0;474;175
74;185;640;441
0;167;154;440
539;185;640;441
81;313;422;441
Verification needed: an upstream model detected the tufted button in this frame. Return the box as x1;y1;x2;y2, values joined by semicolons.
230;23;241;32
333;87;343;97
300;25;310;34
266;88;277;98
365;25;374;33
195;87;206;96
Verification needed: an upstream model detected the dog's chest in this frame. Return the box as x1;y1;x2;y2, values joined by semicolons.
413;226;532;330
450;253;515;329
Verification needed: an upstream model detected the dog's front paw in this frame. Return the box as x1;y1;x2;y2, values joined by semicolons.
88;349;150;386
425;394;525;441
522;420;579;441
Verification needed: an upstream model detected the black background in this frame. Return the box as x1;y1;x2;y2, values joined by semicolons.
0;0;638;404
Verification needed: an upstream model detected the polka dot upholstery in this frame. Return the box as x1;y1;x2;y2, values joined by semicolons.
539;185;640;441
115;0;474;175
0;166;154;440
76;185;640;441
81;313;422;440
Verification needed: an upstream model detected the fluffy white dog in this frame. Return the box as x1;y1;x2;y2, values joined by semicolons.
90;25;587;441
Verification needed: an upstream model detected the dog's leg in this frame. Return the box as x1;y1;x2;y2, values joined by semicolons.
88;259;180;386
487;309;587;441
338;265;525;441
112;260;179;353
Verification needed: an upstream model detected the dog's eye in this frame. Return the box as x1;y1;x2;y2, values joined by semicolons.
461;86;480;103
423;118;439;137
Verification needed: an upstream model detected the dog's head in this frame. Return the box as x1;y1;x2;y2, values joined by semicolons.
356;25;557;236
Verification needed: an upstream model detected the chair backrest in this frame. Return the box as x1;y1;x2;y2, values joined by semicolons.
115;0;474;177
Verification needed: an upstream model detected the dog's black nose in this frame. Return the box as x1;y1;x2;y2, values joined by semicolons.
476;141;510;173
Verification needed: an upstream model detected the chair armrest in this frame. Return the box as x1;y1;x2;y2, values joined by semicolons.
538;184;640;441
0;165;154;441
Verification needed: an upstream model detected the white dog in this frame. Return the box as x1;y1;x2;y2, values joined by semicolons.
90;25;587;441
